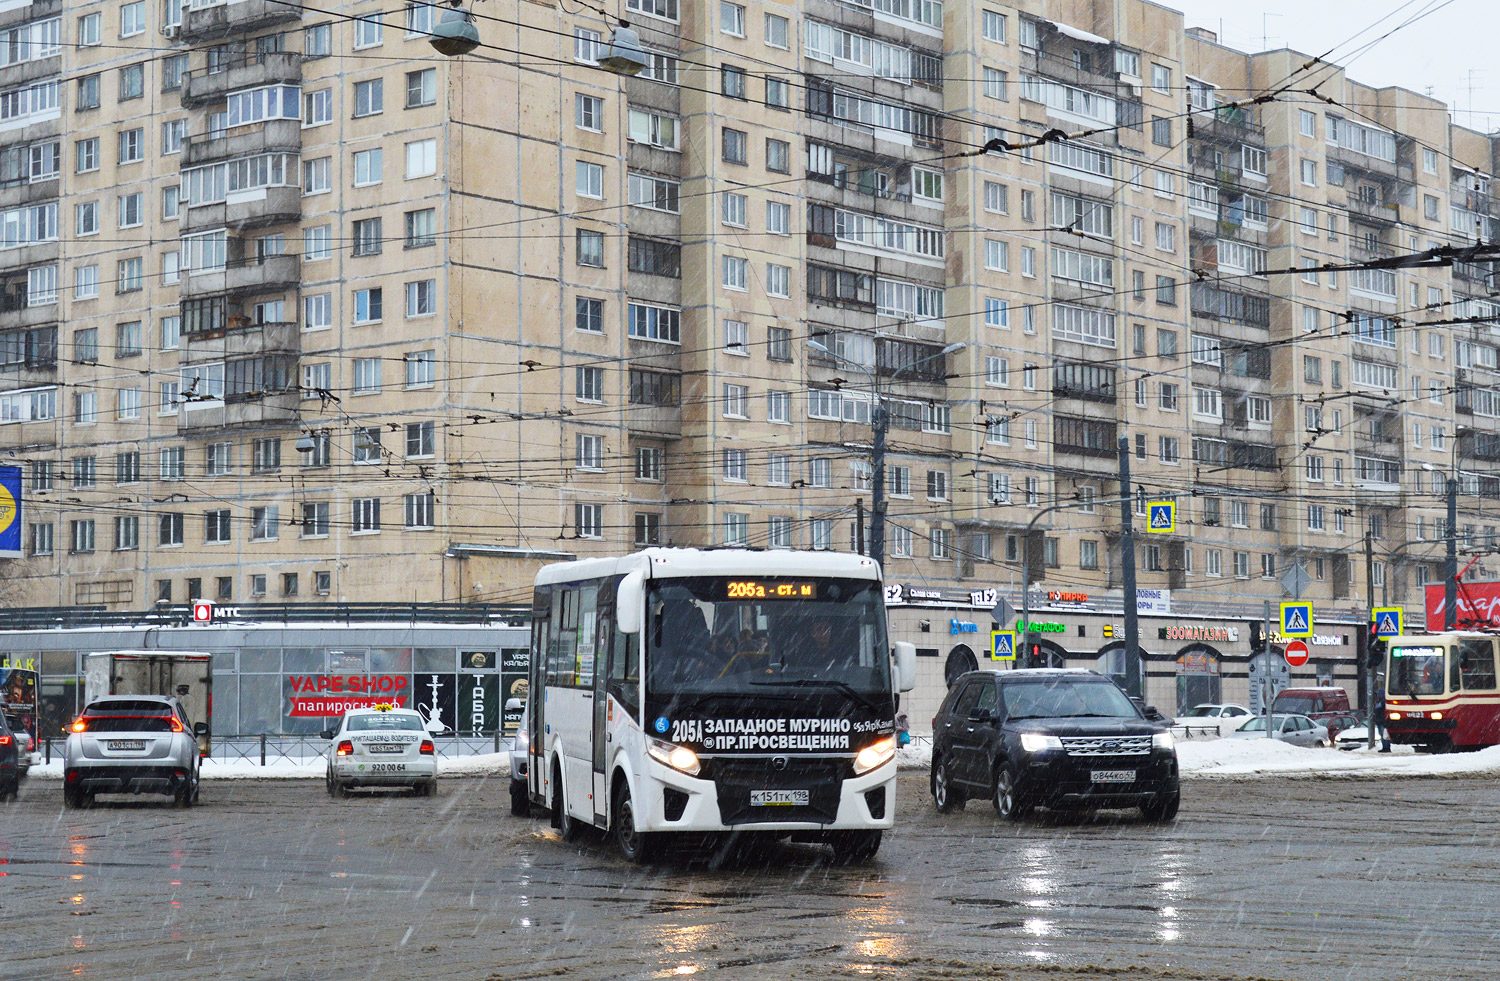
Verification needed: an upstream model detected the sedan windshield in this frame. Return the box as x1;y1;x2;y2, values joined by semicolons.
646;577;890;697
1001;679;1139;720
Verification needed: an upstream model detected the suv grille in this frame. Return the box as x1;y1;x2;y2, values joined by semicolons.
1060;735;1151;756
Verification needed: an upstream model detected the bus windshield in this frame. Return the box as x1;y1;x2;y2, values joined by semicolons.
645;576;890;698
1388;645;1447;696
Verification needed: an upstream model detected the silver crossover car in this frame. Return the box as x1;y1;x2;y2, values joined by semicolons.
63;696;206;807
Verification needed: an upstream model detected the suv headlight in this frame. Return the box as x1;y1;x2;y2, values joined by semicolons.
853;735;896;775
647;737;701;776
1019;732;1063;754
1153;731;1176;751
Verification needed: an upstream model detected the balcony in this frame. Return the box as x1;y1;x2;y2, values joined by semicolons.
175;391;299;433
183;119;302;166
181;185;302;234
181;0;302;42
1327;144;1412;185
0;53;60;91
0;289;59;331
179;254;301;300
181;52;302;109
0;174;59;211
626;404;681;437
1347;194;1400;225
1189;104;1264;146
180;319;298;366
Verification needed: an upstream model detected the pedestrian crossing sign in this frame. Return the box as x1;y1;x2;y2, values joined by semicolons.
1372;608;1402;638
1281;602;1313;638
991;630;1016;661
1147;501;1175;533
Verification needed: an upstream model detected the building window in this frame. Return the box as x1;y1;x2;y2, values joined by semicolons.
205;509;232;544
405;139;436;177
635;446;664;481
353;78;383;116
575;94;603;131
577;365;604;403
352;357;382;394
575;503;603;539
351;498;381;534
723;513;748;545
70;519;96;554
354;287;383;323
404;492;435;530
301;502;330;538
353;15;383;48
723;448;747;481
576;229;604;267
352;427;382;464
720;1;744;36
159;513;183;547
722;127;746;164
576;297;603;333
577;434;604;470
766;139;789;173
406;68;436;107
405;350;435;388
352;217;382;256
405;279;436;316
767;327;792;362
353;147;382;186
251;505;280;541
404;208;435;248
576;161;603;199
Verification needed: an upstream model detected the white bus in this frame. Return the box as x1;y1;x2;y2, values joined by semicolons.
525;548;916;863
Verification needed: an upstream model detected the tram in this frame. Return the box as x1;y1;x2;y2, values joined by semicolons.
1384;632;1500;751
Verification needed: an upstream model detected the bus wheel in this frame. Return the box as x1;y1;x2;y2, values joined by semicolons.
829;830;882;865
613;781;658;863
551;763;581;841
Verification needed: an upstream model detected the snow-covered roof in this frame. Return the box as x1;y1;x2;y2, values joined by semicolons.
1044;18;1108;47
536;548;883;587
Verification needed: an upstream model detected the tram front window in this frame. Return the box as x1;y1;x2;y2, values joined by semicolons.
645;577;890;698
1388;645;1447;696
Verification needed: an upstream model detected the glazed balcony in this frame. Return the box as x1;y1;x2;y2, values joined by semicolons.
181;52;302;109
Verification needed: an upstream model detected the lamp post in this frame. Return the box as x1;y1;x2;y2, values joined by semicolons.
1017;492;1131;668
1422;462;1464;631
806;338;965;569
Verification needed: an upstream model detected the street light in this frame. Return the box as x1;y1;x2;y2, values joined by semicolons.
428;2;481;57
805;337;965;569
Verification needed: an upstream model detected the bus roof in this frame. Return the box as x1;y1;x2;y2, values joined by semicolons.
534;548;882;588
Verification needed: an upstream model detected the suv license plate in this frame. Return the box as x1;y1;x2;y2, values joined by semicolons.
108;740;146;751
367;744;403;754
1091;770;1135;783
750;789;809;806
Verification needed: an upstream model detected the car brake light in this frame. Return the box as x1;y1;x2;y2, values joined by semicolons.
336;740;354;756
0;735;10;747
71;719;87;733
419;740;435;755
170;718;183;733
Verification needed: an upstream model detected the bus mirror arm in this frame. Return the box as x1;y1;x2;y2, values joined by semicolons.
617;570;646;635
893;642;917;693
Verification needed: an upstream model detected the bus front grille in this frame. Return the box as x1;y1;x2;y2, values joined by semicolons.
709;757;844;825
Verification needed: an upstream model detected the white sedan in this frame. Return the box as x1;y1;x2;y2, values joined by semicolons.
1227;714;1330;748
324;706;439;797
1176;703;1253;736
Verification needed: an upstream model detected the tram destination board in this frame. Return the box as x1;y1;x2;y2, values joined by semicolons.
725;580;819;600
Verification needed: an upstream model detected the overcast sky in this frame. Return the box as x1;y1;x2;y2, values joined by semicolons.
1165;1;1495;133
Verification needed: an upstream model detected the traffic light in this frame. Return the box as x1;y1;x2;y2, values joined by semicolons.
1366;624;1387;669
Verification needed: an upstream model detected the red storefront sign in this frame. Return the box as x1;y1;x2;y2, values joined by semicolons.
286;675;410;718
1425;582;1500;632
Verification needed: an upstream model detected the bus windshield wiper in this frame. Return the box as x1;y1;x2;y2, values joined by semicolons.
749;678;886;716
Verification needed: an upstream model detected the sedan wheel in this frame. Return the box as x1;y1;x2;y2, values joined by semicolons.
992;764;1031;821
932;757;964;813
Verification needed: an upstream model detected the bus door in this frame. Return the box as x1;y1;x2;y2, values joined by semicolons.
529;588;550;803
591;582;616;825
557;584;599;823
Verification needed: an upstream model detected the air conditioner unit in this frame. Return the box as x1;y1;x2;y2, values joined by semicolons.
161;24;180;39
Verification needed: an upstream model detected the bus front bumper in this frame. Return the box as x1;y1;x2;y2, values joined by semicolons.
639;755;896;832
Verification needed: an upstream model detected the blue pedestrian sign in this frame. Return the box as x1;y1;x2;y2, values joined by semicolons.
1280;602;1313;638
1146;501;1175;533
1372;608;1402;638
990;630;1016;661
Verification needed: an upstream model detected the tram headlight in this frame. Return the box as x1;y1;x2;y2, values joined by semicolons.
853;735;897;775
1430;712;1443;720
648;737;700;776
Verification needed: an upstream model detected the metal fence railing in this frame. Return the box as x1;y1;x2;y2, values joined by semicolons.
40;732;518;767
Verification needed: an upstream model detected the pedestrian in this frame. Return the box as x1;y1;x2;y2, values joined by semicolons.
1372;685;1391;753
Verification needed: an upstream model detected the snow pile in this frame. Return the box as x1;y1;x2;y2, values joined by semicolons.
1179;738;1500;779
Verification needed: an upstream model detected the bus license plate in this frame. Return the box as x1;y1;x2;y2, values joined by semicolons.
108;740;146;751
367;744;404;754
751;789;809;806
1091;770;1135;783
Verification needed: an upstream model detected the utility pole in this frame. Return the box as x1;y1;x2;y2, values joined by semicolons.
1365;532;1376;750
1445;477;1458;630
870;404;888;569
854;498;865;556
1118;436;1141;699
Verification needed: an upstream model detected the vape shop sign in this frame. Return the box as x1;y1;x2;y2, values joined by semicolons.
287;675;410;717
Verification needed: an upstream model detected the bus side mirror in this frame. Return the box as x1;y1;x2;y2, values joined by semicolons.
893;642;917;693
616;570;645;635
505;697;523;712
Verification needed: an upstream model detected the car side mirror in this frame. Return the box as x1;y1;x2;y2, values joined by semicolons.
893;642;917;693
321;728;335;740
1143;705;1159;718
193;722;209;737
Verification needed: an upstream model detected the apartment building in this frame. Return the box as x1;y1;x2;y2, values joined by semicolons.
1;0;1496;623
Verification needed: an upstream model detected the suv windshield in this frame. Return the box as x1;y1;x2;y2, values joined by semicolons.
646;576;890;698
1001;678;1139;720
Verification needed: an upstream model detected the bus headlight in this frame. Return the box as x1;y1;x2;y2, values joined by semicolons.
853;735;896;775
1152;731;1176;751
648;738;700;776
1019;732;1063;753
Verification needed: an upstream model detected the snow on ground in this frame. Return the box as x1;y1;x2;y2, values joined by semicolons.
24;740;1500;783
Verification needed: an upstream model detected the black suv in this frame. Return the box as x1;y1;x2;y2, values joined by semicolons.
931;669;1179;821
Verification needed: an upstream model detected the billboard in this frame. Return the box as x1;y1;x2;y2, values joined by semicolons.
0;465;20;558
1425;581;1500;631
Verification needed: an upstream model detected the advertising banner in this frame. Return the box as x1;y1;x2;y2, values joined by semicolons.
500;647;529;736
1425;581;1500;631
458;674;498;737
285;674;410;718
0;465;21;558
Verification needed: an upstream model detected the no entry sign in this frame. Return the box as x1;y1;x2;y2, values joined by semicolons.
1284;640;1310;668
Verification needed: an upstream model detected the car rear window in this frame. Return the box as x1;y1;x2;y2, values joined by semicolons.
348;715;424;732
80;707;177;732
1272;696;1318;714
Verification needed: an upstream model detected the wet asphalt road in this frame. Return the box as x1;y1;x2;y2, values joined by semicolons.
1;771;1496;981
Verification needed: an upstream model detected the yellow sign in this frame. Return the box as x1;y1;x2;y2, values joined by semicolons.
1147;501;1175;533
1280;603;1313;638
990;630;1016;661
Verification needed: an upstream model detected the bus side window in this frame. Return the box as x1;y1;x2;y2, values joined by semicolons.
1460;639;1498;690
607;618;640;721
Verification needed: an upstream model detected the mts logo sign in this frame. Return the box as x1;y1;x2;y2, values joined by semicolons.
191;601;241;622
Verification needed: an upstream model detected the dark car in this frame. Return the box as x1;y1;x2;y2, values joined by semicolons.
930;669;1179;821
0;711;18;801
